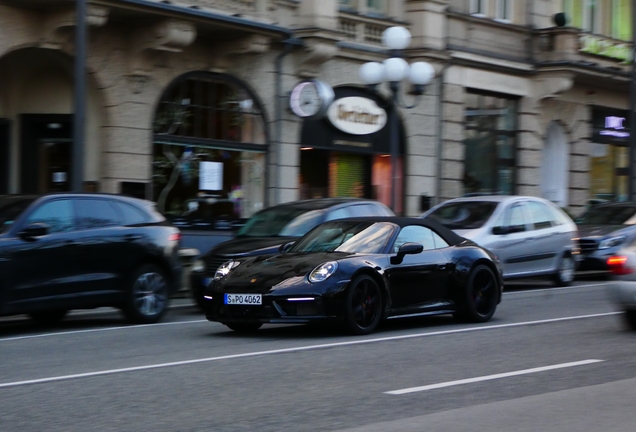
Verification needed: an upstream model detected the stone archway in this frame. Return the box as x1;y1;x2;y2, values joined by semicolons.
540;122;569;207
0;47;104;193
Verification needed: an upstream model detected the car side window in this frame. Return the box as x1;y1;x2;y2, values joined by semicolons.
325;207;351;221
112;201;149;226
24;200;75;234
393;225;436;253
76;199;121;229
527;201;555;230
349;204;378;217
431;231;449;249
508;204;527;232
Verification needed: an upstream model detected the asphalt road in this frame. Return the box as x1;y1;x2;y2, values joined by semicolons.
1;280;635;432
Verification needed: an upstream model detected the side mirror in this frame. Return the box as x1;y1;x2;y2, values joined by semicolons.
391;242;424;265
279;241;295;253
19;222;50;240
492;226;508;235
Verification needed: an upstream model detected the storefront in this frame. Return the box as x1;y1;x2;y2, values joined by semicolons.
590;107;630;202
463;91;518;196
298;86;405;212
152;72;268;228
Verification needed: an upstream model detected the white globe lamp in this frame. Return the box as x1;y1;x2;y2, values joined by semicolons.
382;26;412;50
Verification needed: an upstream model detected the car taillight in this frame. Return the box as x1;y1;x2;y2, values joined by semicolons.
607;256;633;275
169;233;181;243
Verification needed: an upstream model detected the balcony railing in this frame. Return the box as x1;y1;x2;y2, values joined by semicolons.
446;10;532;63
337;12;393;45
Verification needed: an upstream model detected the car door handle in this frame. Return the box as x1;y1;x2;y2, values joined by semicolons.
436;264;447;270
125;234;142;241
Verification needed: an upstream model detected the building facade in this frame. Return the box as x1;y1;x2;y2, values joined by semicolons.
0;0;632;219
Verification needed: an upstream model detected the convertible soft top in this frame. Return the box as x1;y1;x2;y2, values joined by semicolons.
333;216;466;247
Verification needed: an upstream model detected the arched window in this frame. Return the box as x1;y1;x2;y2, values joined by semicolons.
152;72;267;228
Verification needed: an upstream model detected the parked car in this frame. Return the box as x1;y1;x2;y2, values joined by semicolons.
421;195;579;286
605;248;636;330
203;217;503;334
190;198;394;310
575;202;636;273
0;193;182;325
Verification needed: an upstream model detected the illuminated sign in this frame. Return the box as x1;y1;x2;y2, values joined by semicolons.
600;115;629;138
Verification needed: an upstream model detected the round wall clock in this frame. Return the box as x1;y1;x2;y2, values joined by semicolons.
289;80;334;119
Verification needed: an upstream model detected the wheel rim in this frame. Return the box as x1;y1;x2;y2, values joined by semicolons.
351;279;380;330
470;269;496;317
559;257;575;282
133;272;168;316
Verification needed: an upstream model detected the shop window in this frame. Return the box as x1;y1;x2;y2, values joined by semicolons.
590;143;629;201
153;73;266;225
463;92;517;196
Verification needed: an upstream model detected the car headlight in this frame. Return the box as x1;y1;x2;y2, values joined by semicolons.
214;260;241;280
308;261;338;283
191;259;205;273
599;236;626;250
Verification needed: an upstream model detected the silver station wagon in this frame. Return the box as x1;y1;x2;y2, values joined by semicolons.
421;196;579;286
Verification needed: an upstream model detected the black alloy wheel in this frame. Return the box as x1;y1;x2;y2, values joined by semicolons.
225;322;263;333
123;264;170;324
455;264;498;323
29;309;68;326
345;275;383;335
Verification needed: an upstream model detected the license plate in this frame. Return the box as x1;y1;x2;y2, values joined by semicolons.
224;294;262;305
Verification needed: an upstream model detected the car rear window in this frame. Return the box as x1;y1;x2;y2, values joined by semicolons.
427;201;498;229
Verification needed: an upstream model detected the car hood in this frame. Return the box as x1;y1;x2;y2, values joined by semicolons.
217;252;358;293
209;236;299;258
577;225;630;239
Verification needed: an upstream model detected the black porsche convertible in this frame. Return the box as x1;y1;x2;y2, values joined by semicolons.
203;217;503;335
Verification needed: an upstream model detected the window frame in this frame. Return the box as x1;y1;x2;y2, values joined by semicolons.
470;0;488;16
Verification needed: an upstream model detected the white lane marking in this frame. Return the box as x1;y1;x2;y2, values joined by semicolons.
504;283;607;295
0;283;608;343
0;312;619;389
0;320;208;343
385;359;604;395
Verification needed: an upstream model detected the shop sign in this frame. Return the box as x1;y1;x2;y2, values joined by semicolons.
600;115;629;138
579;35;631;63
327;97;387;136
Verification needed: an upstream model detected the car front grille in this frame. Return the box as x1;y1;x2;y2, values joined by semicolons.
206;255;228;273
578;239;599;255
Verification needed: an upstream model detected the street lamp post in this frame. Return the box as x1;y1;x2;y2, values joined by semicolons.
359;27;435;213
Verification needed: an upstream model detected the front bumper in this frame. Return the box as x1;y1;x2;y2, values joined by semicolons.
204;292;345;324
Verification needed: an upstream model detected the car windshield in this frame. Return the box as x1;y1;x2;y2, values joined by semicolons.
426;201;498;229
290;221;396;254
576;206;636;225
236;207;325;237
0;197;34;234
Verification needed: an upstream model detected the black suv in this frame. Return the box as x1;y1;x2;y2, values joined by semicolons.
190;198;393;309
0;193;182;324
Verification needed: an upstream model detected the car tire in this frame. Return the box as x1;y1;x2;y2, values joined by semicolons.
122;264;170;324
454;264;498;323
344;275;383;335
29;309;68;326
225;322;263;333
624;310;636;331
553;255;576;287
